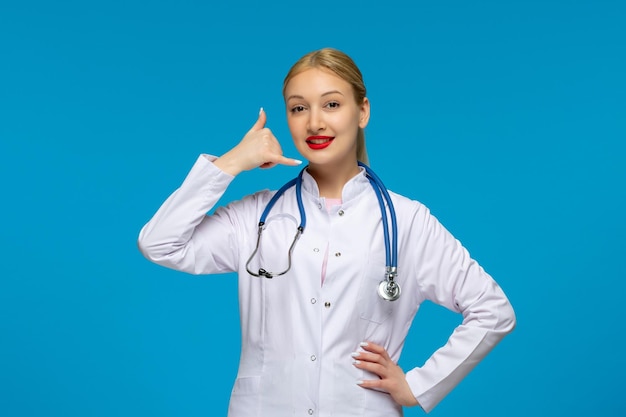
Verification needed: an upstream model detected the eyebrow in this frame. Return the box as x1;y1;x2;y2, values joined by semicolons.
286;90;345;101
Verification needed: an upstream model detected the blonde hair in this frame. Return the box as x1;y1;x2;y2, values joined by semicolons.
283;48;369;165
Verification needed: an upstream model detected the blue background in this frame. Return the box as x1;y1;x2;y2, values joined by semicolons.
1;1;624;416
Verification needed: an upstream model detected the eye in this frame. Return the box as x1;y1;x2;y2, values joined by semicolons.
325;101;340;109
290;105;306;114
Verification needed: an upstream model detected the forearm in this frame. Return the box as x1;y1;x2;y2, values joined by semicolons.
406;317;514;412
407;273;515;412
137;154;235;273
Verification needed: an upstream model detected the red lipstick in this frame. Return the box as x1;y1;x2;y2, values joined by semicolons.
306;135;334;150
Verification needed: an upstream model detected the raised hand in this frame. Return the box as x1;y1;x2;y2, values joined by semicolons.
353;341;420;407
214;108;302;176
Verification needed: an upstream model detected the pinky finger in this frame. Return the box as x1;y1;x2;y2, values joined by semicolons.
356;379;382;389
279;156;303;166
356;379;388;395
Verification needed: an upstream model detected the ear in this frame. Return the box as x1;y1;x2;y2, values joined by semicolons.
359;97;370;129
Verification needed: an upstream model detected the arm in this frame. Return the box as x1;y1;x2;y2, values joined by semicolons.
353;205;515;412
137;109;301;274
137;155;239;274
405;207;516;412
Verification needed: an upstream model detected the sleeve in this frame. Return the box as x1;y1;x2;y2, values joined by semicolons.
404;205;516;413
137;154;258;275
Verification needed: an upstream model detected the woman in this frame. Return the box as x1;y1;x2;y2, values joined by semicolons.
138;48;516;416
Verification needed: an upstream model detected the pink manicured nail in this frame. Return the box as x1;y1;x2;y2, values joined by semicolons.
351;352;360;358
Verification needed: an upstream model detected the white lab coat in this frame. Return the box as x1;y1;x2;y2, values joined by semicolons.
138;155;516;416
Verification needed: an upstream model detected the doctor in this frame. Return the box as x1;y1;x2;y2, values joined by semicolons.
138;47;516;416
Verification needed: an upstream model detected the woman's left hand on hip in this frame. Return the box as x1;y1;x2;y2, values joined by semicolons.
353;341;419;407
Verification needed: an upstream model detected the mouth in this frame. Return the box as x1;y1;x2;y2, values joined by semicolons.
306;135;335;150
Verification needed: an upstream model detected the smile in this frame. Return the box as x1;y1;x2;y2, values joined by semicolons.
306;136;335;150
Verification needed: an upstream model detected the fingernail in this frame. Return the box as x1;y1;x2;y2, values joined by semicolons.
259;107;264;115
351;352;360;358
359;342;369;347
353;360;361;365
293;159;303;165
356;380;364;385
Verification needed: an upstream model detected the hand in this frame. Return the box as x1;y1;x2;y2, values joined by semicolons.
353;341;419;407
214;108;302;176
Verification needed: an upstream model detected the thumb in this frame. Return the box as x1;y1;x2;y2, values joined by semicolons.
249;107;267;132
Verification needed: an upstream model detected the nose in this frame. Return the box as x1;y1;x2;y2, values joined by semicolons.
307;107;325;133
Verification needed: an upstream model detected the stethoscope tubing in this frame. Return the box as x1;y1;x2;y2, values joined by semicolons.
246;163;400;300
359;162;397;270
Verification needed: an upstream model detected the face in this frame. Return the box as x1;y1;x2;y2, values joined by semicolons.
284;67;369;168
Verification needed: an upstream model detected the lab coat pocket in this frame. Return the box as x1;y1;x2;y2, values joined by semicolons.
358;261;393;324
229;376;260;416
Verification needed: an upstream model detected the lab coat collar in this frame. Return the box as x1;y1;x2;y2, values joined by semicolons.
300;166;371;204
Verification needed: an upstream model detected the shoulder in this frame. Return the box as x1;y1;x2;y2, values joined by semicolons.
386;189;444;241
387;189;429;217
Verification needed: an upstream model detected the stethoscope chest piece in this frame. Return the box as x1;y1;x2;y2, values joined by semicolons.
378;279;401;301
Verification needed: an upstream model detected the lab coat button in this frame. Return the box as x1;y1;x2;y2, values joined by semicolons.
313;248;320;253
338;209;345;216
311;298;317;304
317;203;323;209
324;302;331;308
334;252;341;257
310;355;317;361
308;409;314;415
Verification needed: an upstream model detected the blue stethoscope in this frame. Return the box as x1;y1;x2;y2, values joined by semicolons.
245;162;401;301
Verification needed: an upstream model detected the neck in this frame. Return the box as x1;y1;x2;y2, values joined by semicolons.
307;160;360;199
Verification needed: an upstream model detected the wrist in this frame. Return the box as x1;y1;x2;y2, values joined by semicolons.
214;152;244;176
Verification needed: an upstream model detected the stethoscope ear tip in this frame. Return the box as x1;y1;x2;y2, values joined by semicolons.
259;268;273;279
